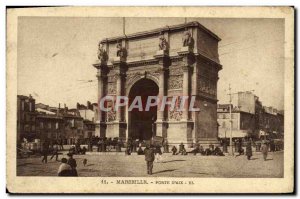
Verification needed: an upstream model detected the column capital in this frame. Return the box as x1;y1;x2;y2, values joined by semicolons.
177;47;196;66
182;65;190;72
97;68;109;80
154;51;171;67
156;66;168;74
154;50;169;59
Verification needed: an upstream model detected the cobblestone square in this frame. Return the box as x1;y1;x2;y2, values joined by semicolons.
17;151;283;178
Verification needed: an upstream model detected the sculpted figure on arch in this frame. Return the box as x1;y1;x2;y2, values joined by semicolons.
182;30;195;51
158;34;169;52
116;42;127;61
97;42;108;63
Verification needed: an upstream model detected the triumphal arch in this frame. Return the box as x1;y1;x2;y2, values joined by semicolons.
93;21;222;147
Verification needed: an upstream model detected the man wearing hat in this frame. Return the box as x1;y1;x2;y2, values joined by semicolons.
67;153;78;176
144;144;155;175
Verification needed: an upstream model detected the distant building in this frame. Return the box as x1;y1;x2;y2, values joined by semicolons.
63;108;84;145
77;101;95;122
83;119;95;139
35;103;50;110
77;101;96;139
35;113;64;143
237;91;256;114
217;104;256;138
260;106;284;138
217;96;284;139
17;95;36;143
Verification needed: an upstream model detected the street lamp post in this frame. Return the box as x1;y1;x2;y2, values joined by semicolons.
228;84;233;156
227;85;255;156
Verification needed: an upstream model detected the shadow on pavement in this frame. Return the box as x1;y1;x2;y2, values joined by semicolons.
265;159;273;161
153;169;177;174
17;163;35;167
189;171;209;175
161;160;186;163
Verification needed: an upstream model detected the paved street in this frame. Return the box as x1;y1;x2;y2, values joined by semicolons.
17;151;283;178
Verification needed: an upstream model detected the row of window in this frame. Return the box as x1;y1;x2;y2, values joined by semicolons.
20;100;34;112
39;122;60;129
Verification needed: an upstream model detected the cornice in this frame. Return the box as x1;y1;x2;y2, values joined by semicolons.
100;21;221;44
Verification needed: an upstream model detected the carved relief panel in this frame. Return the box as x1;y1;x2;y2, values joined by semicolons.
168;96;183;121
197;63;218;98
168;66;183;90
107;71;117;95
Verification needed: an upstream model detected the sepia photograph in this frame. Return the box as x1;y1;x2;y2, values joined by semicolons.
6;6;294;193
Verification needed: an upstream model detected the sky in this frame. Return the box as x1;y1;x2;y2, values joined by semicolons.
17;17;284;110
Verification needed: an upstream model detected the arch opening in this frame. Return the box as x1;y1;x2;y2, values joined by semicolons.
128;78;159;141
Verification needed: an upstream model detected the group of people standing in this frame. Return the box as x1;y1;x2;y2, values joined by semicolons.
88;136;124;152
41;141;62;163
234;138;270;161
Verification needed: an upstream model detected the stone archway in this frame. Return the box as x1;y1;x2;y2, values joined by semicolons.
128;78;159;141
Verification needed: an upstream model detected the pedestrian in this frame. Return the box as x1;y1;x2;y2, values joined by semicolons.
58;158;72;176
137;146;144;155
163;139;169;153
245;140;252;160
97;138;102;152
127;138;133;153
204;148;212;156
101;138;106;152
81;146;87;155
50;144;59;161
144;144;155;175
213;146;224;156
132;139;138;153
270;139;275;152
116;138;122;152
261;141;268;161
59;138;64;150
237;139;242;154
41;141;49;164
69;146;75;154
125;146;131;155
190;144;200;155
171;146;177;155
67;153;78;176
88;138;93;152
126;139;132;155
178;143;187;155
155;145;162;163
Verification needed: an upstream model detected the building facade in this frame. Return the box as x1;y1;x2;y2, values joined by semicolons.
77;101;96;139
35;114;64;143
217;104;256;139
93;22;222;147
17;95;36;143
63;109;84;145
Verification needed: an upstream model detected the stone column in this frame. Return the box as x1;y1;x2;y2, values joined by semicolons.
175;46;194;147
106;57;127;139
157;66;165;121
97;70;103;122
93;63;108;138
154;50;169;137
115;72;123;121
181;64;190;121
